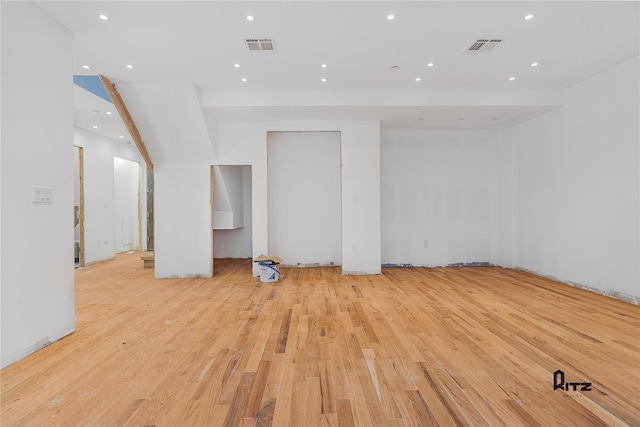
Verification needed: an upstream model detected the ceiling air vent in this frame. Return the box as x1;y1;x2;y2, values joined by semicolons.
466;39;503;53
245;38;275;52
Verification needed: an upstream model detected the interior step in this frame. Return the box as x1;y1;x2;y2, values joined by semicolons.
141;252;154;268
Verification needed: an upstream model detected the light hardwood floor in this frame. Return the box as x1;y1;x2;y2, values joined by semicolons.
1;254;639;426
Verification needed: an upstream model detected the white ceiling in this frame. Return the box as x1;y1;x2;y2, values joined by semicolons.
36;1;639;140
73;84;134;145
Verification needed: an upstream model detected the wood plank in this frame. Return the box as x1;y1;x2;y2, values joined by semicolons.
336;399;356;427
1;256;639;426
222;372;255;427
78;146;85;266
98;74;154;173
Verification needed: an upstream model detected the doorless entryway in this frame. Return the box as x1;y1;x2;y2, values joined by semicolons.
113;157;141;253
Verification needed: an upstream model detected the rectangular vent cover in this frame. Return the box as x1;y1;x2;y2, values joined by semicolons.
246;38;275;52
467;39;503;52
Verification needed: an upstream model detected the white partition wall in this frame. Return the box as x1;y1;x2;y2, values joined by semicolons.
267;132;342;266
216;120;381;276
1;1;75;368
154;161;213;279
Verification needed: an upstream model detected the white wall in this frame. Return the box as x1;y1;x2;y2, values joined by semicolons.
0;0;2;369
74;128;147;264
154;161;213;278
509;55;639;300
492;127;518;269
216;120;381;275
121;84;381;277
212;165;244;229
268;132;342;266
381;130;495;266
118;83;215;163
213;166;252;258
1;1;74;368
117;82;216;278
227;167;245;229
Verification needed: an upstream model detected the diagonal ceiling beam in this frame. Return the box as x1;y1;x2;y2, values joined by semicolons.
99;74;154;173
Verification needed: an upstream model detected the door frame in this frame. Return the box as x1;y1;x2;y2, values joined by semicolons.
78;146;85;266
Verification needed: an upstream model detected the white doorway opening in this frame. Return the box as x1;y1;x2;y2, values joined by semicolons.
114;157;141;253
212;165;253;274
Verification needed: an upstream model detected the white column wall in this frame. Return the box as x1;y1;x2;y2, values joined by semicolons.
154;162;213;278
340;124;382;275
116;82;216;278
1;1;74;368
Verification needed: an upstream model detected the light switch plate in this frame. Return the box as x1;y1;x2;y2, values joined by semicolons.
33;187;53;204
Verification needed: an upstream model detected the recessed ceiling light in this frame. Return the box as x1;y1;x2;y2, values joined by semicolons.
99;14;109;21
524;14;534;20
321;64;327;68
119;135;124;138
321;78;327;82
415;77;422;81
427;63;434;67
126;64;134;69
92;125;98;129
246;15;254;21
509;76;516;81
387;14;395;20
241;78;247;82
82;65;90;70
106;111;112;115
531;62;539;67
234;63;240;68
